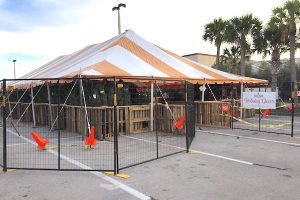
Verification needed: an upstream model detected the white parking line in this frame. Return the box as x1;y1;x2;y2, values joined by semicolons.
123;135;253;165
0;143;31;148
7;130;150;200
191;150;253;165
198;130;300;146
7;142;29;147
123;135;287;170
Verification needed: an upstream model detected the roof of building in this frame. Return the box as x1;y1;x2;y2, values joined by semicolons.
182;52;216;57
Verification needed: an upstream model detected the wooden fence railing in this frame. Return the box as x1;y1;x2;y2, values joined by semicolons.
8;103;185;140
8;101;253;138
195;101;230;128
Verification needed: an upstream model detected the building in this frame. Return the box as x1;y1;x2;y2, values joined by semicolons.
183;53;216;67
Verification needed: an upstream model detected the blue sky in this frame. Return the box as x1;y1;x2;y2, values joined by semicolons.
0;0;90;32
0;0;292;79
1;53;43;62
1;0;61;31
0;0;100;79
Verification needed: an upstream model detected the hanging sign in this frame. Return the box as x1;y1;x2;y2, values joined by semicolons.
245;87;278;99
297;91;300;97
242;92;276;109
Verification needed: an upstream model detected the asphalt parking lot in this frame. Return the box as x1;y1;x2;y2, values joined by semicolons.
1;127;300;200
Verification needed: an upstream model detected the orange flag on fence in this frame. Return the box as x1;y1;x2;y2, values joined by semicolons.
288;103;298;111
262;109;270;117
175;116;186;130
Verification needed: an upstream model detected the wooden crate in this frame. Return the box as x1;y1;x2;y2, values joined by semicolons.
154;104;185;133
117;106;130;134
128;105;150;134
195;101;231;128
8;102;187;136
63;105;114;140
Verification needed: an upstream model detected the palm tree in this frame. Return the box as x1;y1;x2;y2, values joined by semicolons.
203;18;228;67
221;46;240;74
258;23;289;91
226;14;263;76
271;0;300;98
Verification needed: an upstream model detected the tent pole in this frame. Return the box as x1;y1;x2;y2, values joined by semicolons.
81;78;90;133
201;83;205;102
16;90;21;119
79;70;85;140
31;86;36;127
79;80;84;140
47;82;53;129
7;93;12;119
240;82;243;119
150;81;154;132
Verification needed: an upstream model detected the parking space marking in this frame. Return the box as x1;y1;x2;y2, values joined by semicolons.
0;143;29;148
124;135;288;170
7;129;151;200
198;130;300;146
7;142;29;147
124;135;253;165
192;150;253;165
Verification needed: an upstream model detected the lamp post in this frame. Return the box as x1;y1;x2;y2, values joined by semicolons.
112;3;126;34
12;60;16;79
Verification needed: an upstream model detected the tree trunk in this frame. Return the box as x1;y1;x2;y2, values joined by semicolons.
289;24;298;102
216;44;221;68
232;63;238;75
270;49;281;92
240;47;246;76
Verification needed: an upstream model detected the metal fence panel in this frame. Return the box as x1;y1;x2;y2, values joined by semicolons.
232;82;296;136
117;78;157;170
156;80;186;158
186;81;195;150
1;77;194;172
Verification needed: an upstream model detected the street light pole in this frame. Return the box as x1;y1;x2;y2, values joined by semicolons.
112;3;126;35
12;60;16;79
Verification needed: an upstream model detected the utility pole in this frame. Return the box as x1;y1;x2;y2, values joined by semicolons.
12;60;16;79
112;3;126;34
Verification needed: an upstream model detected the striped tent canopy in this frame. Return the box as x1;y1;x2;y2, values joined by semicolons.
19;29;266;84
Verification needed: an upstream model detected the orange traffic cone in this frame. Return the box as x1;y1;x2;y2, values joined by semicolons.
31;132;48;150
175;116;186;130
85;126;96;147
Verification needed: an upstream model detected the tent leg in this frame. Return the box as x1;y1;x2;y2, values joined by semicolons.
47;83;53;130
150;81;154;132
31;86;36;127
16;90;21;119
201;83;205;102
7;93;12;119
79;79;85;140
240;82;243;119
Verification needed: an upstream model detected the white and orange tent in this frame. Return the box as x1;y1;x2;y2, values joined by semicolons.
19;29;266;84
